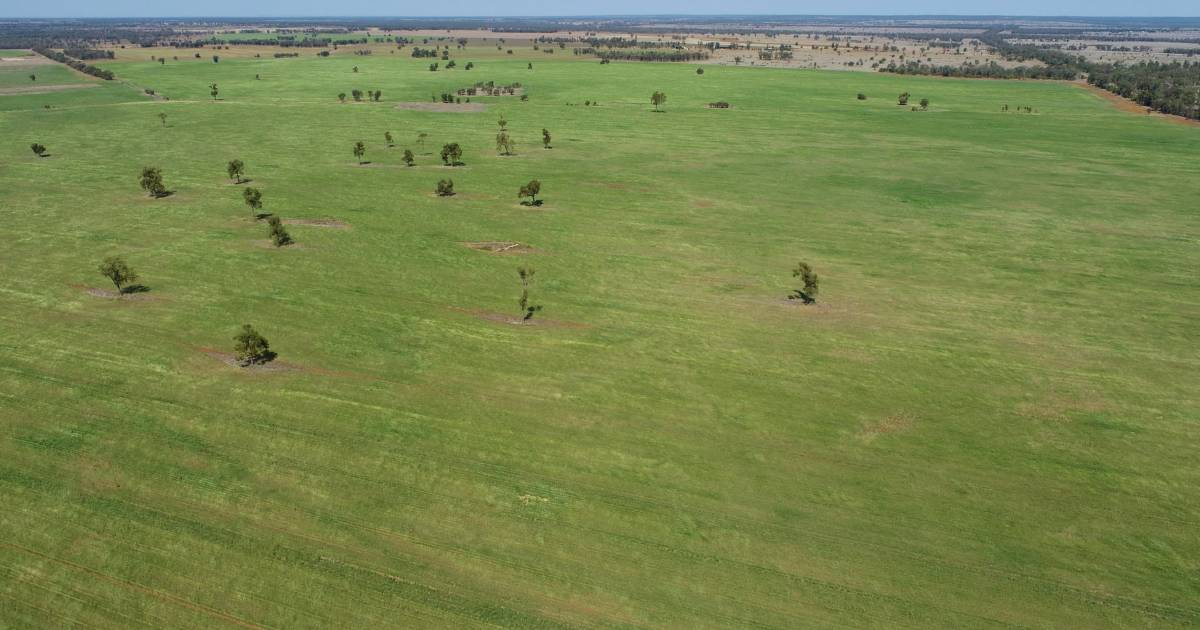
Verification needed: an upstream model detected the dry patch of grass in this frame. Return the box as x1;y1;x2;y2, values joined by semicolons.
858;413;916;442
463;241;539;254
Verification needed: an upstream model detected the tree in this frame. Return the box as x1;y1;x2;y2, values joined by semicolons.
157;112;167;126
542;128;552;149
436;178;455;196
209;82;218;100
267;215;293;247
898;92;910;106
528;62;533;70
403;149;415;167
497;116;508;131
518;179;541;206
788;262;819;304
30;143;47;157
385;131;394;147
440;142;463;166
496;131;514;156
417;132;428;149
920;98;930;110
517;267;542;321
29;73;35;81
227;159;245;184
696;67;704;75
338;92;346;103
139;166;166;197
212;55;219;63
352;65;359;73
233;324;272;366
352;89;363;102
97;256;138;294
353;141;366;164
372;90;382;101
857;93;867;100
651;91;667;111
243;187;263;217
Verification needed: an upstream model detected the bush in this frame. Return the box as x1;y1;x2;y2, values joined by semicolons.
436;179;455;196
233;324;272;366
267;216;293;246
857;93;867;100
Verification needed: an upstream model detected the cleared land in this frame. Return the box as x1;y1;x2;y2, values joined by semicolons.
1;44;1198;628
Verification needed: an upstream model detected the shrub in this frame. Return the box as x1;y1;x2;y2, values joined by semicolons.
30;143;47;157
436;179;455;196
233;324;272;365
788;262;819;304
267;216;293;247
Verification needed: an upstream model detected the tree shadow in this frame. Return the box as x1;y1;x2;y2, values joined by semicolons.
232;178;253;185
36;153;52;158
152;190;175;199
120;284;150;295
356;161;372;166
240;350;277;367
255;212;274;221
519;199;544;207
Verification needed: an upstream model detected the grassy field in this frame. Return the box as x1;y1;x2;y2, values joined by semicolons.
1;45;1198;628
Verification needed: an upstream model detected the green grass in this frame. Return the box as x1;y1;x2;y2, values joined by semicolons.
1;50;1198;628
0;63;90;88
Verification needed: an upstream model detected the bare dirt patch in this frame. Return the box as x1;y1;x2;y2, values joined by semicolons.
394;102;487;113
198;347;298;373
1073;81;1200;128
283;219;350;229
463;241;539;254
450;307;589;329
857;413;916;442
0;83;99;96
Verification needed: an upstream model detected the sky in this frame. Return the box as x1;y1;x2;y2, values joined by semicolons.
3;1;1197;19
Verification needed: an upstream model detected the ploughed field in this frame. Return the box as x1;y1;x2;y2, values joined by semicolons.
1;47;1198;628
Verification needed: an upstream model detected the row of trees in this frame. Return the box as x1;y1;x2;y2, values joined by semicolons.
32;47;115;80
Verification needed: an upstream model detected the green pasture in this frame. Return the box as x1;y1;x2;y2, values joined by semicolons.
1;48;1198;628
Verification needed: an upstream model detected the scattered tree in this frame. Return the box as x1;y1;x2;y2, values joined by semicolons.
436;178;455;196
517;267;542;321
518;179;541;206
338;92;346;103
788;262;819;304
403;149;415;166
857;93;867;100
29;143;47;157
898;92;910;106
243;187;264;217
696;67;704;75
542;128;552;149
157;112;167;126
385;131;394;147
353;141;366;164
267;215;293;247
209;82;219;100
139;166;167;197
226;159;245;183
352;89;363;102
97;256;138;294
651;90;667;111
440;142;463;166
920;98;930;110
417;132;428;149
233;324;272;366
497;116;508;131
496;131;514;155
29;73;35;81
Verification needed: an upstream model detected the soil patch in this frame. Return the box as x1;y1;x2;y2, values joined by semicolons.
463;241;538;254
1073;81;1200;128
450;307;589;329
395;102;487;113
198;347;298;373
283;219;350;229
0;83;99;96
858;413;916;442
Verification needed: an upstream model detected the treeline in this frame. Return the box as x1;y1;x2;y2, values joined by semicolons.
880;30;1200;120
63;48;114;60
1088;62;1200;119
595;49;708;63
33;48;115;80
883;60;1080;80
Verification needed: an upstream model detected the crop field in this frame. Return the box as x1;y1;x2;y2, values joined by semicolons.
1;45;1198;628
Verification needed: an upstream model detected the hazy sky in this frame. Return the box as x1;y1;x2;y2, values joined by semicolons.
4;1;1197;18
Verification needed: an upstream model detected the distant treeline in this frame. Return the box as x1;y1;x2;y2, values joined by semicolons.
593;49;708;62
881;30;1200;120
33;47;115;80
63;48;114;60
